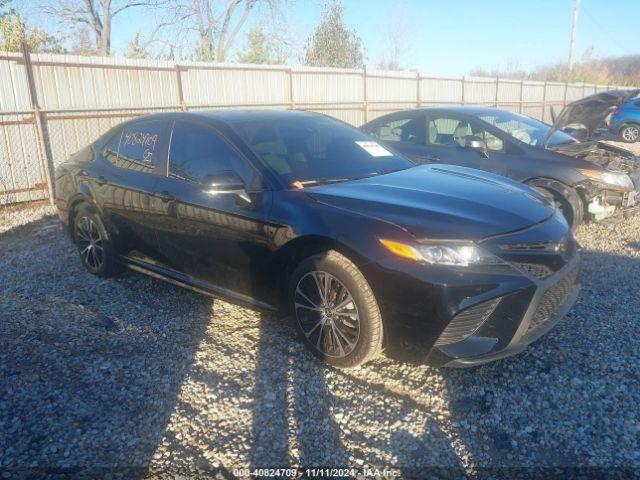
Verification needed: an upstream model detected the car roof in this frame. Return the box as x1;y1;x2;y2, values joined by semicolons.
365;106;508;124
125;109;327;126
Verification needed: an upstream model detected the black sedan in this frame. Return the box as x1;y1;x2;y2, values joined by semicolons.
55;110;580;367
361;98;640;230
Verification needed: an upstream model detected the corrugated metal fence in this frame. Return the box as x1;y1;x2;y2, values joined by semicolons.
0;46;631;205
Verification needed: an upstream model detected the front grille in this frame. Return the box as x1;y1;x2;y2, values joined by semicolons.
527;265;580;334
514;262;554;280
435;297;501;346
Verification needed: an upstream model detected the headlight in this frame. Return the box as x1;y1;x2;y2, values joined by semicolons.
577;168;634;192
379;239;506;266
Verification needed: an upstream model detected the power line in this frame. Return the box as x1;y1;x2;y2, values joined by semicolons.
581;3;630;55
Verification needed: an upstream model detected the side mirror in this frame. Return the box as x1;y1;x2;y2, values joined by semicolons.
465;136;489;158
203;171;251;204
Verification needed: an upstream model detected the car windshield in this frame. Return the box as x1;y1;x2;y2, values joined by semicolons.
478;111;577;148
230;115;414;187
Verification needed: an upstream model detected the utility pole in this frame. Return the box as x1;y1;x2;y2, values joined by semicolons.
568;0;580;71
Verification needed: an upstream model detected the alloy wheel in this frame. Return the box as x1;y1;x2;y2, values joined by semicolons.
76;216;105;270
622;125;639;142
294;271;360;358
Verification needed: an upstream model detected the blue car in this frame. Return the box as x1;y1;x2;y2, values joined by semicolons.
610;97;640;143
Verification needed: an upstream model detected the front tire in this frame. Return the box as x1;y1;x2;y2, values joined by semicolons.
529;182;583;231
289;250;383;368
619;124;640;143
73;204;122;277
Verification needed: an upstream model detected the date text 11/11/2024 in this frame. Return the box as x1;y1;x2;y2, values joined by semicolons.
231;467;402;478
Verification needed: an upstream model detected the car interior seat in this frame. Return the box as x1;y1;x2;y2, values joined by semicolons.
453;122;472;147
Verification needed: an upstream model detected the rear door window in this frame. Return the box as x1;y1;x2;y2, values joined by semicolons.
117;120;167;173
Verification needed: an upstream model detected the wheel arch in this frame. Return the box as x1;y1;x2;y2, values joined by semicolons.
66;193;100;235
618;120;640;130
275;234;370;312
524;177;584;228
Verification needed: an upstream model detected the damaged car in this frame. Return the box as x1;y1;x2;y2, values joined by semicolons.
361;90;640;229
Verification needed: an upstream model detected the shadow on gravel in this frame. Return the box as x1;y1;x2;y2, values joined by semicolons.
0;217;214;479
414;247;640;475
249;315;350;470
3;216;639;477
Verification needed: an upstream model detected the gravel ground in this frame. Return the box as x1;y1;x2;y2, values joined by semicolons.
1;182;639;478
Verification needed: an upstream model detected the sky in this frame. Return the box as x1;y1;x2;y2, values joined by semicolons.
21;0;640;76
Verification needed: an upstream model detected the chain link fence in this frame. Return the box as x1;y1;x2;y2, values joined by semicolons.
0;44;635;207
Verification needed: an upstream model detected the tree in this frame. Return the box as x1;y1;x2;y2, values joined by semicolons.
124;32;148;58
0;9;64;53
47;0;165;56
176;0;277;62
376;7;412;71
304;1;364;68
236;23;284;64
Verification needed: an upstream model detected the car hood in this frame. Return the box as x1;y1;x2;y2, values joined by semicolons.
544;89;640;146
306;165;555;240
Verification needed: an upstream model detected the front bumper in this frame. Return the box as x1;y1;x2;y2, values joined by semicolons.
434;256;580;367
362;216;581;367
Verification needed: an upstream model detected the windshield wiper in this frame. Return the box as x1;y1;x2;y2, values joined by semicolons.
349;168;406;180
295;169;405;188
297;178;353;186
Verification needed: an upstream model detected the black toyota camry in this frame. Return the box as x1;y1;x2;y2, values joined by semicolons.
55;110;580;368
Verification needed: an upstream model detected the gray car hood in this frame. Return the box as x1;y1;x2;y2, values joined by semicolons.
544;89;640;147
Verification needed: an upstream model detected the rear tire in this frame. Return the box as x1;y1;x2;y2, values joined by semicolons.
73;204;122;277
289;250;383;368
619;124;640;143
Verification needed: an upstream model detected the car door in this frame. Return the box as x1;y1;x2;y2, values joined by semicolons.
152;119;276;304
92;119;171;259
424;114;508;176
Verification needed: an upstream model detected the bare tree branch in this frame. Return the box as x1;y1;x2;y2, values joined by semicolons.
176;0;275;62
45;0;165;55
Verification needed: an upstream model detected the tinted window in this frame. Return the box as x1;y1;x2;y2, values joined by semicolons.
230;115;413;186
103;130;122;165
169;122;247;185
118;121;165;172
634;101;640;108
369;116;423;144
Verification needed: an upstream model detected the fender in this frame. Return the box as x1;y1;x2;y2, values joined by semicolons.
525;177;584;227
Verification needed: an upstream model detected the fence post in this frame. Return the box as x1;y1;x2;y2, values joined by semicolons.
541;81;547;122
21;41;55;206
362;65;368;123
288;68;295;110
494;77;499;108
461;76;465;105
563;82;569;107
175;65;187;111
519;79;524;113
416;72;421;107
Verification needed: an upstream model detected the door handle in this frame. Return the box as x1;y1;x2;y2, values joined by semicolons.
94;175;108;185
154;190;175;202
